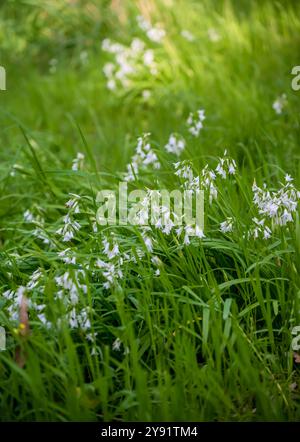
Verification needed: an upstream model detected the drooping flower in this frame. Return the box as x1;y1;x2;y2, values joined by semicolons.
72;153;85;171
125;133;160;181
187;109;205;137
215;150;236;179
165;133;186;156
220;217;233;233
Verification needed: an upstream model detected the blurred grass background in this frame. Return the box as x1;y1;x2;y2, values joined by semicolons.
1;0;300;172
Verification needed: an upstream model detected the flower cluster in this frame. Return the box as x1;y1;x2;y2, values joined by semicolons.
137;15;166;43
54;266;96;343
56;194;81;242
3;286;26;322
165;133;186;156
125;133;160;181
174;150;236;202
3;106;300;361
55;270;87;304
96;236;124;289
187;109;205;137
215;150;237;178
102;38;157;91
3;270;50;327
174;160;194;183
249;175;300;239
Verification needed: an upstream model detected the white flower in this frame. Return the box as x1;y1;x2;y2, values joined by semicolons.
252;176;299;227
27;269;42;290
72;152;85;171
142;89;151;100
249;175;299;239
66;194;81;213
102;36;158;91
56;195;81;242
96;236;126;289
141;230;153;252
24;210;35;223
272;94;287;115
174;161;193;183
125;133;160;181
96;259;123;289
201;165;218;204
187;109;205;137
3;286;26;321
103;237;119;260
165;133;186;156
58;248;76;264
112;338;122;351
181;30;195;42
146;27;166;43
220;218;233;233
137;16;166;43
215;150;236;179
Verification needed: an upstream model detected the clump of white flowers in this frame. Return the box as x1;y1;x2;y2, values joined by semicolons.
3;270;51;328
55;270;87;304
3;286;26;322
102;38;157;91
250;175;300;236
125;133;160;181
4;104;300;362
174;160;194;183
165;133;186;156
272;94;287;115
175;224;205;245
137;15;166;43
72;152;85;171
174;150;236;205
220;217;233;233
187;109;205;137
54;268;96;343
96;235;124;289
248;217;272;240
56;194;81;242
58;248;76;264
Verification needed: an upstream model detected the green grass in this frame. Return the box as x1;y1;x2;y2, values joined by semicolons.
0;0;300;421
